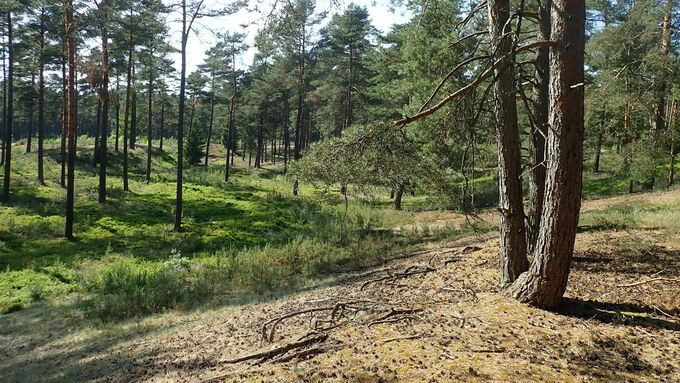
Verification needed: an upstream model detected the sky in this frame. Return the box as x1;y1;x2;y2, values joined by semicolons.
164;0;413;75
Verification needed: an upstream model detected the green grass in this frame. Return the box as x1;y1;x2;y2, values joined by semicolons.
2;138;479;319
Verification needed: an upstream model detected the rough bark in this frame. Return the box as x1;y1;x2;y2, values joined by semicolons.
527;0;550;255
488;0;528;283
509;0;585;309
394;184;404;211
174;0;188;232
26;74;35;153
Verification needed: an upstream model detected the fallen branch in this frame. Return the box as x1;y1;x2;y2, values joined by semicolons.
222;333;329;364
361;264;436;290
616;277;680;288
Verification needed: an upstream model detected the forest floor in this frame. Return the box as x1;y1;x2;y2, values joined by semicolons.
2;188;678;382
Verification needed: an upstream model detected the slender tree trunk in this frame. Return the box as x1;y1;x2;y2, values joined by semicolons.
225;83;236;182
1;13;12;203
60;47;66;187
123;47;132;192
669;100;677;187
115;76;120;152
159;101;164;151
175;0;188;232
93;100;101;166
26;73;35;153
593;131;603;173
509;0;585;309
204;76;215;166
65;2;77;239
130;65;137;150
0;27;4;169
145;66;153;184
488;0;528;283
98;24;109;204
37;12;46;185
283;103;289;173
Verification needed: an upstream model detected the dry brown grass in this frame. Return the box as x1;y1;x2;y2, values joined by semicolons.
1;191;679;382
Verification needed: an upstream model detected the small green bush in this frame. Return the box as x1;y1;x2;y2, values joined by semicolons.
1;302;24;315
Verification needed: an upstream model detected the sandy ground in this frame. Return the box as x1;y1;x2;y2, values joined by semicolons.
1;191;679;383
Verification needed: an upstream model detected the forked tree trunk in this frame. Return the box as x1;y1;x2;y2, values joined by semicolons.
65;2;77;239
509;0;585;309
527;0;550;255
488;0;528;283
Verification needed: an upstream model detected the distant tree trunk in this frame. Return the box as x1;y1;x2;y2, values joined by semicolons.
294;34;305;161
204;77;215;166
145;65;153;184
98;24;110;204
509;0;585;309
60;46;67;187
65;2;77;239
123;47;132;192
1;12;12;203
225;84;236;182
394;184;404;210
0;27;4;169
115;76;120;152
488;0;528;284
283;104;290;173
255;113;263;169
37;11;46;185
26;73;35;153
159;101;164;151
527;0;550;256
93;100;101;166
130;65;137;150
593;131;602;173
174;0;189;232
669;100;677;187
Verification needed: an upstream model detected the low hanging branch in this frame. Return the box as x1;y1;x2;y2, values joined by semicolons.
393;40;556;126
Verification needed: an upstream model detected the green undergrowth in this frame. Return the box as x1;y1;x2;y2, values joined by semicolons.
0;138;485;320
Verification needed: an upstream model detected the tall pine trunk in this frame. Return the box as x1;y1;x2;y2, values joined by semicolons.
65;2;77;239
204;76;215;166
37;11;46;185
1;13;12;203
25;73;35;153
527;0;550;256
123;48;132;192
509;0;585;309
488;0;528;284
98;23;109;203
145;66;153;184
174;0;188;232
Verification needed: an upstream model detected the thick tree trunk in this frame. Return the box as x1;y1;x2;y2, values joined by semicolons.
0;27;5;169
1;13;12;203
527;0;550;256
65;3;77;239
488;0;528;284
93;100;101;166
509;0;585;309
